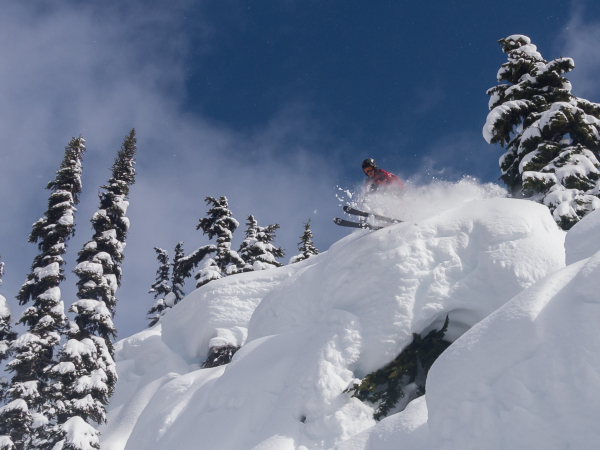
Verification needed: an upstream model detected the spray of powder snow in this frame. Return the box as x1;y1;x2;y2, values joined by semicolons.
336;176;507;224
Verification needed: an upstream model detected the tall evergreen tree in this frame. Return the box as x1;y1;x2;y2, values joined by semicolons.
195;197;244;287
484;34;600;229
289;219;319;264
147;248;172;327
46;129;136;450
0;136;86;450
237;216;284;271
71;128;137;351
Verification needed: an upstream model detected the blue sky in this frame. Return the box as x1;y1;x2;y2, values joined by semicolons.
1;0;600;339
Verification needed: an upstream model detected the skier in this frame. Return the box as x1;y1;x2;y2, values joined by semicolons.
362;158;404;193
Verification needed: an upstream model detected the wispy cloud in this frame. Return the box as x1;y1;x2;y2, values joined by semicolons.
0;2;348;337
558;5;600;100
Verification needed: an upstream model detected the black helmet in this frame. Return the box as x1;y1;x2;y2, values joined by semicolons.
362;158;378;170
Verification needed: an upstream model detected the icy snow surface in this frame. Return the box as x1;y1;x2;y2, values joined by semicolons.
100;198;567;450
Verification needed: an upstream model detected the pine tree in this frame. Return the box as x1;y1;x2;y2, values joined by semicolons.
0;264;26;450
46;129;136;450
0;256;17;368
71;128;137;352
289;219;319;264
0;399;32;450
147;248;172;327
0;257;17;408
237;216;284;271
237;215;258;271
174;243;215;289
46;416;100;450
484;34;600;229
195;197;244;287
0;136;86;449
147;242;188;327
170;242;186;305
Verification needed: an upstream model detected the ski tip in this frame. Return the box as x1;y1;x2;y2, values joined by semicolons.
342;205;351;213
333;218;343;224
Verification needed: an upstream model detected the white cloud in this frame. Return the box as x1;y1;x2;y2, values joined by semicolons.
558;7;600;100
0;2;348;338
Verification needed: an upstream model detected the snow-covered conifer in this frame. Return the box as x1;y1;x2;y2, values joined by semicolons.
170;242;186;304
289;219;319;264
72;128;137;351
237;215;258;271
43;130;136;449
48;416;100;450
147;248;172;327
174;243;215;288
146;242;188;327
484;35;600;229
0;257;17;367
0;258;17;412
195;197;244;287
237;216;284;271
0;399;33;450
1;137;85;447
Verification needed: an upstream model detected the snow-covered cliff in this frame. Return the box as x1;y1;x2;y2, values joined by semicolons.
99;197;577;450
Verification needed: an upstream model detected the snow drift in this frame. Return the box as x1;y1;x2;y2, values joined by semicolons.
99;198;566;450
425;247;600;449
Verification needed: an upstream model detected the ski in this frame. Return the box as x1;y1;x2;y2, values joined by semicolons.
333;218;384;230
343;206;403;224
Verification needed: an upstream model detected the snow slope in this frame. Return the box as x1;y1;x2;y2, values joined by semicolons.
99;198;566;450
425;252;600;449
565;207;600;264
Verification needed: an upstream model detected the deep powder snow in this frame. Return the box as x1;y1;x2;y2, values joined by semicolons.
98;195;569;450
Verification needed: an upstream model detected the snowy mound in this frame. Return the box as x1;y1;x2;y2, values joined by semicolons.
100;198;565;450
425;242;600;449
565;207;600;265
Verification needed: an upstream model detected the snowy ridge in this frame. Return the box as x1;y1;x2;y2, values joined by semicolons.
98;198;571;450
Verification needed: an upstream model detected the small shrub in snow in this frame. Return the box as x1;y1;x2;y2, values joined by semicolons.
348;316;450;420
289;219;318;264
484;34;600;229
237;215;284;272
202;344;240;368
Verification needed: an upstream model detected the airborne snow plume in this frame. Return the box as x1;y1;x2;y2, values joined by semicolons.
339;177;507;224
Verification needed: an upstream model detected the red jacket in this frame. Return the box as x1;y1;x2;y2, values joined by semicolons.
365;169;404;192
